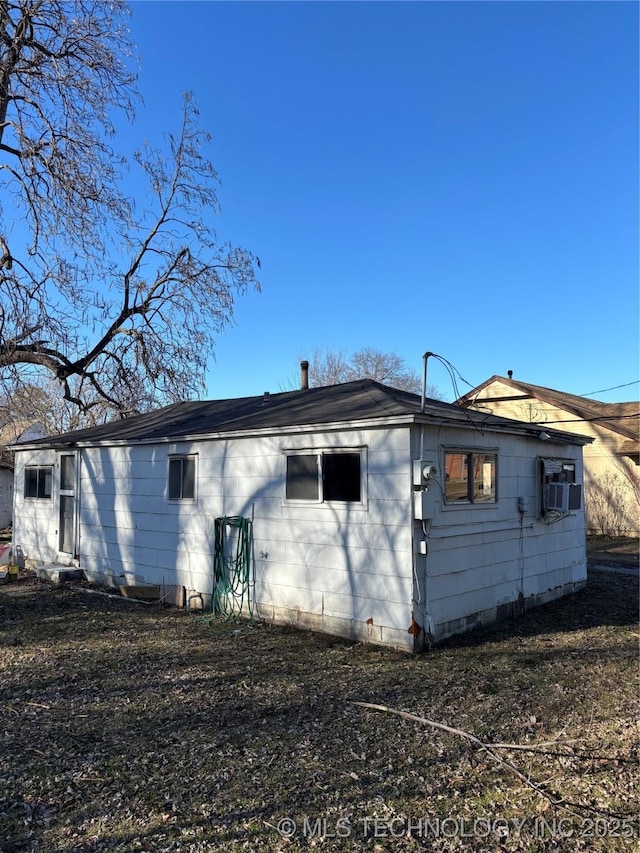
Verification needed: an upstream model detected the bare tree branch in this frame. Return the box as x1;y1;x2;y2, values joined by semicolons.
351;702;631;820
300;346;443;398
0;3;260;418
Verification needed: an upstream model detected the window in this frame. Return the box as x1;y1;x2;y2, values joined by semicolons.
444;451;496;504
286;454;319;500
60;454;75;491
24;466;53;499
286;451;362;503
168;456;196;501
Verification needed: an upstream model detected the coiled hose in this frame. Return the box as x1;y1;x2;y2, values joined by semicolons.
213;516;254;622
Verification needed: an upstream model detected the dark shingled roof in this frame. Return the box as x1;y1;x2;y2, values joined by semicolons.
15;379;589;448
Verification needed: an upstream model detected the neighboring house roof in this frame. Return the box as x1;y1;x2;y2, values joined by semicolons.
11;379;589;449
0;420;48;468
457;376;639;443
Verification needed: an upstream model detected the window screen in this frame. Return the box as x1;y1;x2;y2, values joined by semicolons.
286;454;318;500
60;455;75;491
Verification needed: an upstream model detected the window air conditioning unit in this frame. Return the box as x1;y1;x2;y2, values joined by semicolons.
545;482;582;512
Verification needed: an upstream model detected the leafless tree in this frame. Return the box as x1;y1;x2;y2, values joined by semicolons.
0;373;117;434
306;348;352;387
303;347;443;398
0;1;260;418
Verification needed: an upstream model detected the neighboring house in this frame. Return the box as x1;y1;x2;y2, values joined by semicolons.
12;379;591;651
457;376;640;537
0;421;48;529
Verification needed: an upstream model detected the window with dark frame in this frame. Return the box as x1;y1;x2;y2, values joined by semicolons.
24;466;53;499
444;451;496;504
286;451;362;503
168;456;196;501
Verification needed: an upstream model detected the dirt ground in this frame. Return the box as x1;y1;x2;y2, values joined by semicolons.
0;557;638;852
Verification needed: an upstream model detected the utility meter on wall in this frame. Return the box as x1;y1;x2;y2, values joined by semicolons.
413;459;437;488
413;459;437;520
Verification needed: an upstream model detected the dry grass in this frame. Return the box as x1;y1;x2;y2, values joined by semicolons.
0;569;638;852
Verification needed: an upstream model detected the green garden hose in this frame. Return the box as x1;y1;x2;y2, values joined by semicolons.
213;516;254;622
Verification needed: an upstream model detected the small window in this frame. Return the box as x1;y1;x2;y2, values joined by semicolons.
445;451;496;504
24;466;53;499
168;456;196;501
286;451;363;503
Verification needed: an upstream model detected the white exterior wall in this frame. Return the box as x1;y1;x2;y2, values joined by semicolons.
13;448;59;560
411;424;587;645
12;420;588;650
13;427;416;650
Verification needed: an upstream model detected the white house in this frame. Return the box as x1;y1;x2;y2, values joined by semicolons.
11;379;591;651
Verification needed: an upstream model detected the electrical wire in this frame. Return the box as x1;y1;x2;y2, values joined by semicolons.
429;353;475;400
427;353;491;435
579;380;639;397
537;414;638;425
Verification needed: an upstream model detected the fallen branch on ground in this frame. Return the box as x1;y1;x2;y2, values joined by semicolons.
351;701;632;820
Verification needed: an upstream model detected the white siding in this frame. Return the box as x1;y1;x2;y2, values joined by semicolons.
411;425;587;643
13;449;59;560
13;419;588;650
14;427;416;650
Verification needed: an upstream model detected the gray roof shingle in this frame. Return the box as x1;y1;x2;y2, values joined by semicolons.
14;379;589;448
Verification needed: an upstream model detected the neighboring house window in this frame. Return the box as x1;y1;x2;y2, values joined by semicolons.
286;451;363;503
444;451;496;504
24;466;53;499
168;456;196;501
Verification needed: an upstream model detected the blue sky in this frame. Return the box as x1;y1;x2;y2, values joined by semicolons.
127;1;638;402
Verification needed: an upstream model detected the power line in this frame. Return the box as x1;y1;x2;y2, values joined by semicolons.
579;380;639;397
539;414;638;425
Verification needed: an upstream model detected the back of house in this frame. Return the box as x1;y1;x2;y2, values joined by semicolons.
11;380;591;650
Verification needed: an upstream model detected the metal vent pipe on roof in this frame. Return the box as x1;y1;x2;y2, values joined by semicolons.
300;360;309;390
